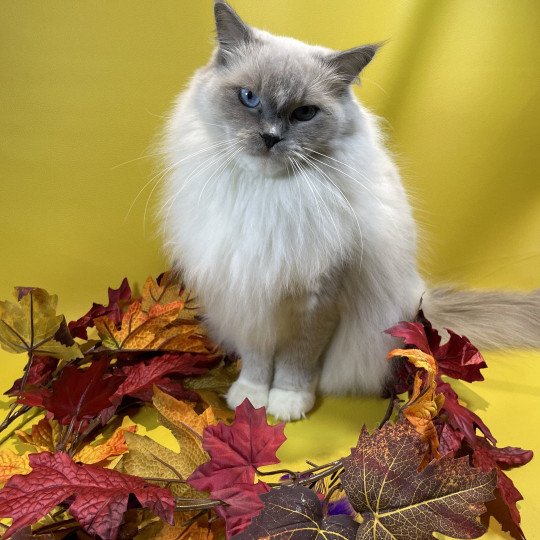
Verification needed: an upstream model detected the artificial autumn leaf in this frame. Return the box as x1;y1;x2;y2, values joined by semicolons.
388;348;444;464
17;417;61;452
95;299;215;355
95;300;183;350
148;319;218;355
4;356;58;397
472;436;533;534
0;451;174;540
211;482;270;538
386;311;487;383
140;273;183;312
437;422;465;456
233;485;359;539
152;387;216;476
136;510;225;540
34;358;124;425
0;288;82;361
74;425;137;464
438;381;495;446
188;399;286;536
183;360;239;395
121;431;204;499
0;450;30;485
340;421;496;539
17;418;136;465
112;353;213;404
189;399;286;488
68;278;131;339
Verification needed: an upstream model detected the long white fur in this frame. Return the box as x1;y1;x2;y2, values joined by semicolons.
160;29;428;421
158;4;540;421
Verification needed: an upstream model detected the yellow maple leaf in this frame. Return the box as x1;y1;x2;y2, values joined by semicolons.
119;387;217;501
0;288;82;360
0;449;31;485
388;348;445;465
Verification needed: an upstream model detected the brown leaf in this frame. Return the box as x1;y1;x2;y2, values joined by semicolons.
136;510;224;540
341;422;496;539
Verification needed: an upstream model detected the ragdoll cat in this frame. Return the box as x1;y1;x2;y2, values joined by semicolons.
160;1;540;420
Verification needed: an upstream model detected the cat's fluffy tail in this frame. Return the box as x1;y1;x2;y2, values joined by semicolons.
422;287;540;349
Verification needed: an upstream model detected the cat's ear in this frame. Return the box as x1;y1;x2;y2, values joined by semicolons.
326;43;383;85
214;1;253;63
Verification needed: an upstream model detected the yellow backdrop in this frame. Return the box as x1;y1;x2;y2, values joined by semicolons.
1;1;539;538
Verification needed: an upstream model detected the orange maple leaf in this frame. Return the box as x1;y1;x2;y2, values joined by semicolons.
388;348;444;465
94;300;184;350
17;418;136;465
0;449;31;485
74;425;137;464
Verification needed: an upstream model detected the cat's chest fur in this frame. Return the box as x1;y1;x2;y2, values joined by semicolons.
165;155;359;294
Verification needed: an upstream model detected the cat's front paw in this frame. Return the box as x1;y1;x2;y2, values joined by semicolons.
267;388;315;421
226;379;269;410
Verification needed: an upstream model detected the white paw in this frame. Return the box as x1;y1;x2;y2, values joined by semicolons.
226;379;269;410
267;388;315;421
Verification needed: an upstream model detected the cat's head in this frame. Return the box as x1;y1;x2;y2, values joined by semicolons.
188;1;380;175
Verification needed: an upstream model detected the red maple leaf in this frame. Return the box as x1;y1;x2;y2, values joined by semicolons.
68;278;131;339
109;353;210;404
21;358;125;425
472;437;533;535
188;399;286;536
0;451;174;540
386;311;487;383
4;356;58;396
112;353;210;403
437;381;495;446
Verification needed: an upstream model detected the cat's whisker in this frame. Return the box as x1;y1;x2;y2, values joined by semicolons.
296;151;365;271
290;156;337;268
359;76;389;96
287;157;328;266
124;139;237;225
197;143;245;208
293;153;349;263
304;146;385;215
160;141;241;227
112;151;168;170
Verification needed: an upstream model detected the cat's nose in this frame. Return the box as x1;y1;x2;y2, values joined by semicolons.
260;132;283;149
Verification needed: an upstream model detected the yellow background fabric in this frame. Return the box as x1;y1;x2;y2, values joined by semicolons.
0;1;539;538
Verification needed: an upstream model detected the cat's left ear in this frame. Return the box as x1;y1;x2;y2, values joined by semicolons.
326;43;383;85
214;1;253;64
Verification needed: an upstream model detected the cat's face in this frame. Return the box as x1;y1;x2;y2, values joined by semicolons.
191;1;379;175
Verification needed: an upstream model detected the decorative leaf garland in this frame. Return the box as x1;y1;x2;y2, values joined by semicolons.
0;273;533;539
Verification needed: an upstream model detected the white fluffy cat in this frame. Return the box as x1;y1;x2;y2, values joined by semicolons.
160;1;539;420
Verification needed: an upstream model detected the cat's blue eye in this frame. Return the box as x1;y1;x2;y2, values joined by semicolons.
238;88;260;108
292;105;319;122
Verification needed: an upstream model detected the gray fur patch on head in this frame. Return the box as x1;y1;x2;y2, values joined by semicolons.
214;1;253;64
201;1;381;173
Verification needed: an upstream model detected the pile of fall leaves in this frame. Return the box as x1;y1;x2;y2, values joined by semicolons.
0;272;533;539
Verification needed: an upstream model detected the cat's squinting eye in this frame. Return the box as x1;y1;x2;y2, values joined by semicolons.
238;88;260;108
291;106;319;122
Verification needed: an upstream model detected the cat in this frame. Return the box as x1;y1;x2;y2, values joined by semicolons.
159;0;540;421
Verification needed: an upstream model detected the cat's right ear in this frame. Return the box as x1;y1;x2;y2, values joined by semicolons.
214;1;253;64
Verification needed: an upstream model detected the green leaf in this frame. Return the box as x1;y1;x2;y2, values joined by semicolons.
0;288;82;361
